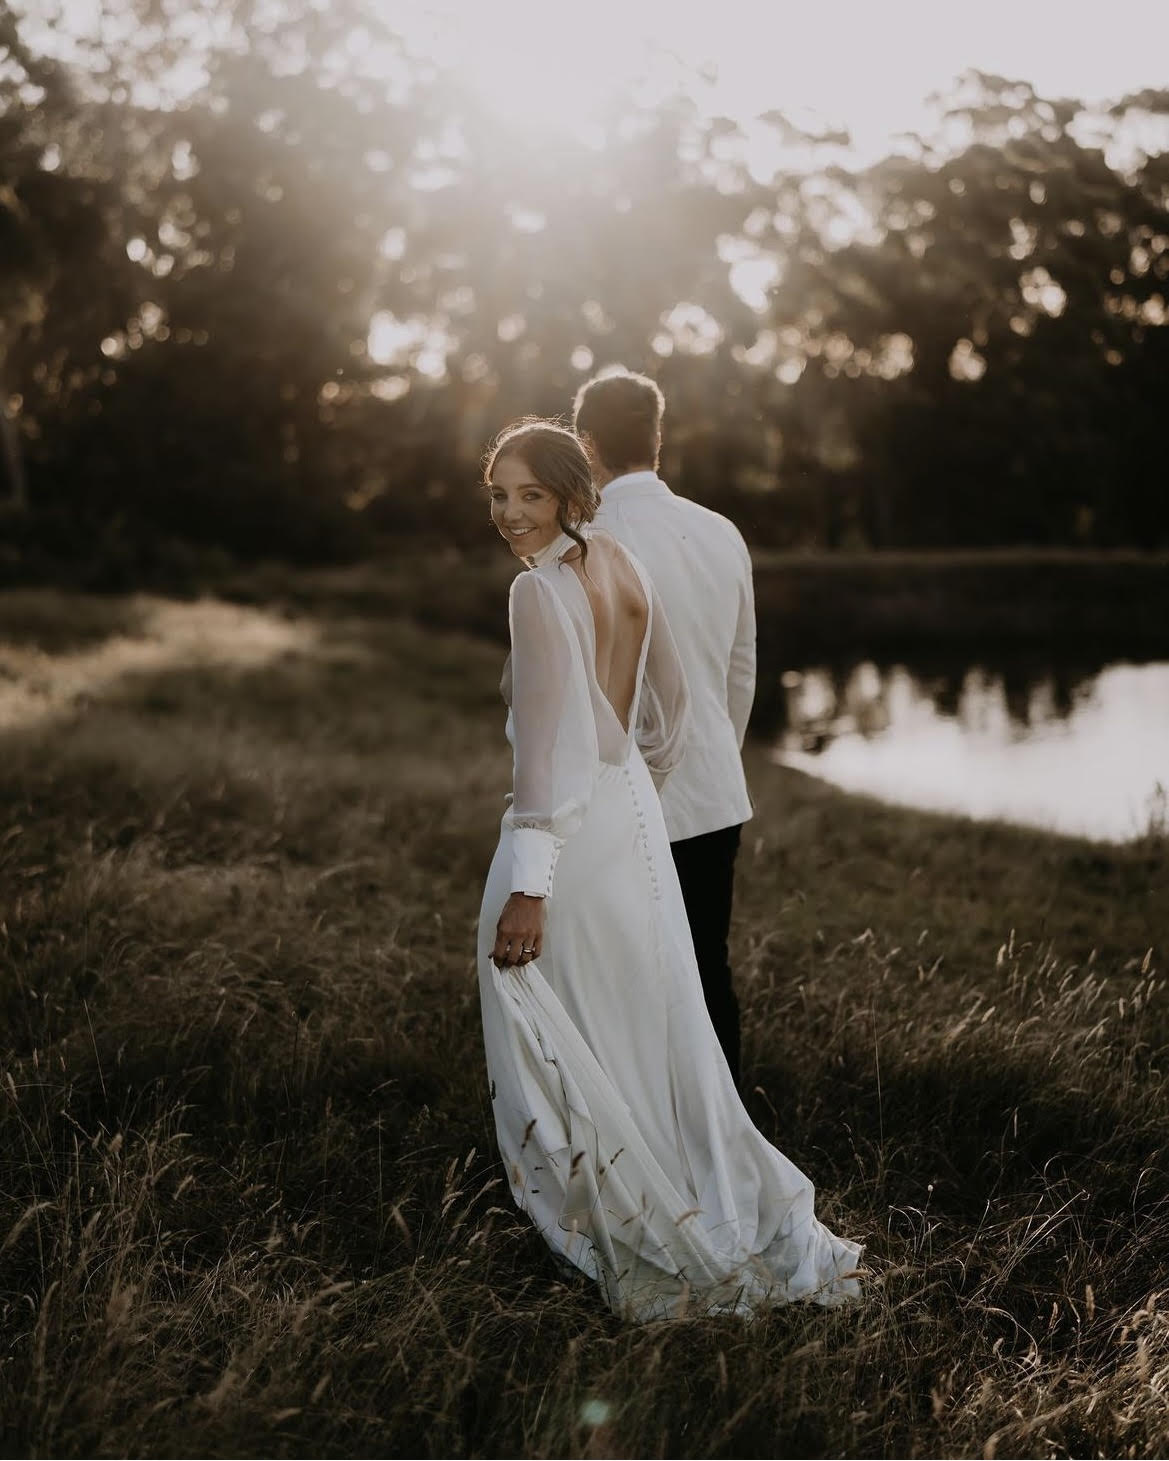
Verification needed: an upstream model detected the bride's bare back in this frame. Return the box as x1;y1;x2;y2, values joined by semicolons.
563;532;648;733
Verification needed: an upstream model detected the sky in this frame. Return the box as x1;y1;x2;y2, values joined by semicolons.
396;0;1169;161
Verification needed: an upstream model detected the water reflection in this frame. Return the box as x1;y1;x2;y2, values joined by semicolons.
771;658;1169;842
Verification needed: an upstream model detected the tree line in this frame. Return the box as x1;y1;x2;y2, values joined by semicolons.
2;0;1167;582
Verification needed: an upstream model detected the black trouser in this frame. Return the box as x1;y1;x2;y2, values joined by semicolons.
669;823;743;1087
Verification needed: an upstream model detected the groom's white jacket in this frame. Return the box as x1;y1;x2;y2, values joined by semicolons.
592;471;755;842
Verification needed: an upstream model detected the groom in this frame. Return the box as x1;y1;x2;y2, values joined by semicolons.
574;369;756;1087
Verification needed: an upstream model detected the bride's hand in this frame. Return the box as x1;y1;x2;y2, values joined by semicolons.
493;893;546;968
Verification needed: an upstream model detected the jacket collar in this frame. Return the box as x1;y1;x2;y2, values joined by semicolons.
599;470;672;503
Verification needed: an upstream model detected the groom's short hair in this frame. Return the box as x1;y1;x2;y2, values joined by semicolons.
573;368;664;473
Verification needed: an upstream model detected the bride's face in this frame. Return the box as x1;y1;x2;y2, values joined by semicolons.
489;454;564;558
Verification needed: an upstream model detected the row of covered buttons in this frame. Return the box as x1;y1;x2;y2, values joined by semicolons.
623;766;661;902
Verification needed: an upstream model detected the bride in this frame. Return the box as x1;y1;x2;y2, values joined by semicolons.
477;419;862;1320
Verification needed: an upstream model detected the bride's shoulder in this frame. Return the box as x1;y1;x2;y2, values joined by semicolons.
508;564;565;619
589;529;647;580
509;566;547;604
585;527;634;568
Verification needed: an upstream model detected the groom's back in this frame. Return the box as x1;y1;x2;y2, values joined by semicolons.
592;473;755;843
576;369;754;1083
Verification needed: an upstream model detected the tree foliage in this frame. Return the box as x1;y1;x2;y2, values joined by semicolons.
1;1;1167;572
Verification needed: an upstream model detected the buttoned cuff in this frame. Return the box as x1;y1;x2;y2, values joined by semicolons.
511;827;563;898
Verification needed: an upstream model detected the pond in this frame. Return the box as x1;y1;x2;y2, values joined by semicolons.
768;656;1169;843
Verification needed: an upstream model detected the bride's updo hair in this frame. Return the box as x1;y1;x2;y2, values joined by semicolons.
484;419;599;563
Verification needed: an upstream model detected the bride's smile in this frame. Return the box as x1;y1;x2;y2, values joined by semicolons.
488;455;564;558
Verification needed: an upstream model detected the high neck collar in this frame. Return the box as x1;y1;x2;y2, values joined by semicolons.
521;528;580;571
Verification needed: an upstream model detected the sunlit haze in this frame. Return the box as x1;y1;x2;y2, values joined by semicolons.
396;0;1169;162
39;1;1169;163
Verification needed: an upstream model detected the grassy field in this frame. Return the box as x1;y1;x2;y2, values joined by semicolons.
0;585;1166;1459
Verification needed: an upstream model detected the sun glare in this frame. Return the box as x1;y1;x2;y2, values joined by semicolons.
394;0;1169;165
30;0;1169;164
397;0;657;143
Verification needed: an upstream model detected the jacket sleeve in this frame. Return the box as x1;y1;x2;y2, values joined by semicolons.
726;537;757;748
503;570;599;898
636;575;692;788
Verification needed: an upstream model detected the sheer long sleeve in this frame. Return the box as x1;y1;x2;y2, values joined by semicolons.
636;577;691;787
503;570;599;899
727;548;757;748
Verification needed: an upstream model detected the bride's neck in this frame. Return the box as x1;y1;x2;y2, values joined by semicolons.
522;528;581;570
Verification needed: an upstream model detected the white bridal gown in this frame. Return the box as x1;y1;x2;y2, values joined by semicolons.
477;529;862;1321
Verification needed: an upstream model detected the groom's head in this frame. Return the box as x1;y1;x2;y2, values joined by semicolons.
573;368;664;482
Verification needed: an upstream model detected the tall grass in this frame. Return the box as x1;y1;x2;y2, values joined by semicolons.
0;588;1165;1458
